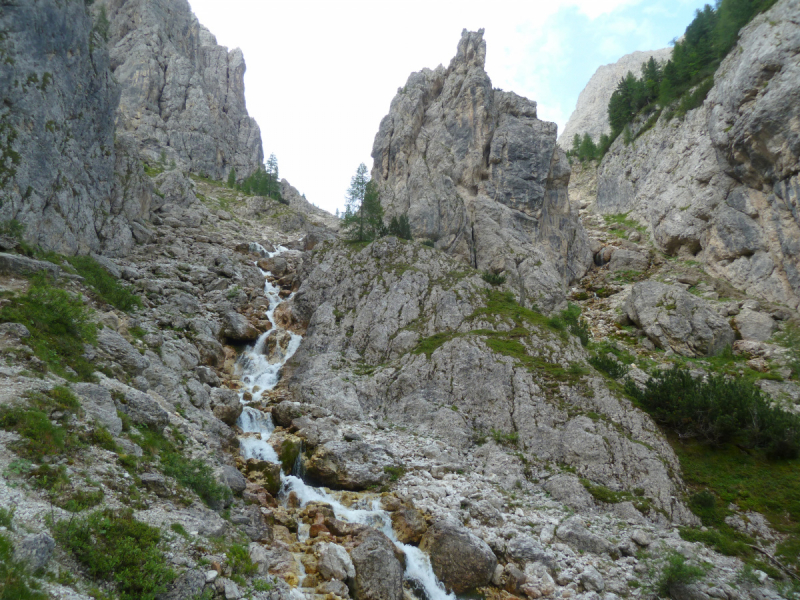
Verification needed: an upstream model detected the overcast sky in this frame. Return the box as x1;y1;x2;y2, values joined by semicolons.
188;0;706;215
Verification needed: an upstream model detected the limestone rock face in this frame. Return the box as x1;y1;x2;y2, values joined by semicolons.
371;29;591;310
97;0;264;180
0;0;151;256
596;0;800;309
624;282;736;357
559;47;672;147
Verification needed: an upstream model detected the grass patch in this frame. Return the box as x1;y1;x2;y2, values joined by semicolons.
412;331;459;358
159;451;231;509
580;478;652;513
491;428;519;446
66;256;141;312
0;274;97;380
383;465;406;481
227;544;258;576
54;509;175;600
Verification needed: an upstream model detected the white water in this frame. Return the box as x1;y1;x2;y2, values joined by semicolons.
234;244;455;600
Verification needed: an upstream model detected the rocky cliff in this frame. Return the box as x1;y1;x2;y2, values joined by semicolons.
558;47;672;148
596;0;800;310
96;0;264;180
372;30;591;311
0;0;152;256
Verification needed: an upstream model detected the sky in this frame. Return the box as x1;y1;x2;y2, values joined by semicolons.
188;0;708;215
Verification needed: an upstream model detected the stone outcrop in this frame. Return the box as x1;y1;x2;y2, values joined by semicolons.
419;518;497;593
96;0;264;180
595;0;800;309
559;47;672;147
371;29;591;310
0;0;151;256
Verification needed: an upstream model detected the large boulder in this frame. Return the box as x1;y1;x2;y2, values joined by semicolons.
96;329;150;375
304;441;398;491
221;310;260;342
317;542;355;582
349;531;403;600
72;383;123;436
14;533;55;572
371;29;590;311
419;518;497;594
391;507;428;545
624;281;735;357
210;388;243;426
114;387;170;429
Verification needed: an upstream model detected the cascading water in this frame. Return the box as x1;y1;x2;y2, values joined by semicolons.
234;244;455;600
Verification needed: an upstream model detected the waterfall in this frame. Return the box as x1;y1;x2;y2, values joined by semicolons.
234;244;454;600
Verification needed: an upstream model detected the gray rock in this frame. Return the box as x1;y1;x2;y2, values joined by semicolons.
186;379;209;409
371;29;591;311
141;473;171;497
0;323;30;338
304;441;398;491
608;248;649;273
218;465;247;495
419;518;497;593
733;310;776;342
580;566;605;592
13;533;55;572
318;579;350;598
0;254;62;279
72;383;123;436
195;366;221;387
556;516;615;555
390;507;428;545
271;401;305;428
630;529;653;547
506;536;556;570
230;506;272;543
216;577;241;600
157;569;206;600
97;329;150;375
99;0;263;181
0;1;149;257
350;531;403;600
543;474;596;511
116;388;170;428
625;281;735;357
221;310;260;342
210;388;243;426
317;542;355;582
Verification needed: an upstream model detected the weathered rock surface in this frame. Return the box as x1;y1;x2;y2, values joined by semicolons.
596;0;800;309
371;29;591;310
96;0;263;180
419;518;497;593
0;0;151;256
317;542;355;582
559;47;672;147
304;441;398;491
72;383;124;436
624;281;736;357
13;533;55;572
350;531;404;600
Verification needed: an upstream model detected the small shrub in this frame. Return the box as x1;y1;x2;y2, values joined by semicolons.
491;429;519;446
421;240;435;248
657;552;706;597
0;533;47;599
253;579;274;592
482;271;506;286
589;353;628;380
54;509;175;600
387;214;413;240
90;425;118;452
561;303;590;346
67;255;141;312
0;508;13;529
227;544;258;576
625;366;800;458
383;465;406;481
160;451;231;508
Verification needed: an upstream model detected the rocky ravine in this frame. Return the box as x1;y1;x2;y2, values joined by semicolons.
593;0;800;310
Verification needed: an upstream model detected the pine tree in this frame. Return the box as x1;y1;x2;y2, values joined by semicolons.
388;214;412;240
342;163;371;242
227;167;237;188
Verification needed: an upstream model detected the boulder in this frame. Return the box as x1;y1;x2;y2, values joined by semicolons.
607;248;649;272
210;388;243;426
580;566;605;592
218;465;247;495
156;569;206;600
419;518;497;593
230;506;272;543
733;309;776;342
271;401;305;428
221;310;260;342
72;383;123;436
97;328;150;374
304;441;398;491
624;281;735;357
506;536;556;570
140;473;171;497
0;254;62;279
13;533;55;572
390;507;428;545
556;516;615;555
115;388;170;429
350;531;403;600
317;542;355;582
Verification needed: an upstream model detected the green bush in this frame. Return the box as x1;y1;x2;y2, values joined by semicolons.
481;271;506;286
561;303;590;346
0;274;97;380
54;509;175;600
387;214;412;240
491;428;519;446
657;552;706;597
589;353;629;380
0;533;47;599
227;544;258;577
66;255;141;312
625;366;800;458
160;451;231;508
383;465;406;481
0;508;13;530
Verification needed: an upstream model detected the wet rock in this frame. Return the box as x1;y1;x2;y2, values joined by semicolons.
625;281;735;357
391;507;428;545
419;518;497;593
14;533;54;572
556;516;615;555
245;459;282;496
317;542;355;582
304;441;398;491
72;383;123;436
350;531;403;600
